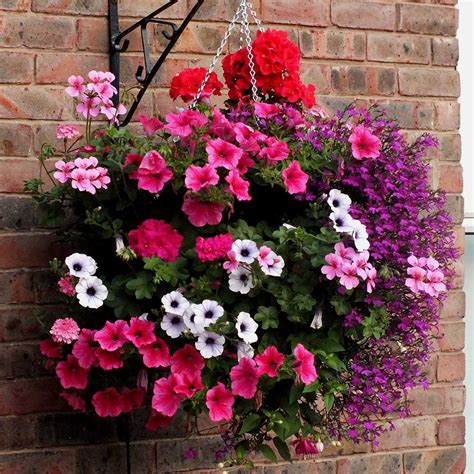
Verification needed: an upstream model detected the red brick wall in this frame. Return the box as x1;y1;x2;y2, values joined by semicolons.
0;0;465;472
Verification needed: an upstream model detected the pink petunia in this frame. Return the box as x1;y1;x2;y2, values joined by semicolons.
405;266;427;294
165;110;208;138
255;346;284;378
40;339;63;359
125;317;156;348
152;375;184;417
121;387;146;413
170;344;205;377
230;357;259;399
236;153;256;174
146;410;174;431
56;355;89;389
50;318;80;344
225;169;251;201
139;337;170;368
94;320;129;352
185;164;219;192
206;138;243;170
65;75;85;97
136;150;173;194
60;391;86;412
182;195;225;227
96;348;123;370
206;383;234;422
72;328;98;369
173;372;204;398
340;263;360;290
54;160;75;184
282;160;309;195
124;153;143;180
138;114;163;137
258;137;289;162
209;109;236;142
293;344;317;385
348;125;381;160
234;123;265;153
92;387;124;417
321;253;344;280
254;102;280;119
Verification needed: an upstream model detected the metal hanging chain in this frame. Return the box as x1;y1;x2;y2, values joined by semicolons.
247;1;264;32
240;3;259;102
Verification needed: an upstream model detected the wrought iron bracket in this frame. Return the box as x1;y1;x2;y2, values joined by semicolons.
108;0;204;127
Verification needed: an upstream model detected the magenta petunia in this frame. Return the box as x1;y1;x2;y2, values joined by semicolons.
138;114;163;136
72;328;98;369
92;387;124;417
206;138;243;170
230;357;259;399
225;169;251;201
182;195;225;227
282;160;308;195
135;150;173;194
184;164;219;192
124;317;156;348
139;338;171;368
56;355;89;389
152;375;184;417
292;344;317;385
94;320;129;352
96;348;124;370
255;346;284;378
348;125;381;160
206;383;234;422
170;344;205;377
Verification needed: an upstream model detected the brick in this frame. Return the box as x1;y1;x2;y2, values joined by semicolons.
191;0;250;22
118;0;187;18
0;123;32;156
317;96;368;115
433;38;459;66
331;66;396;96
331;1;396;31
440;291;464;320
21;16;76;50
130;442;156;474
76;444;127;473
437;416;465;445
0;0;29;11
438;321;465;351
0;87;68;120
0;342;46;379
32;0;106;15
437;352;465;382
445;195;464;224
0;14;24;47
0;157;47;193
337;453;402;474
439;164;463;192
300;63;331;95
434;101;460;131
367;34;430;65
263;460;336;473
0;196;37;230
300;30;366;61
403;447;466;474
425;133;462;162
262;0;330;26
0;449;76;473
0;415;37;451
376;100;435;130
399;68;460;98
398;5;458;36
0;52;34;84
408;386;465;415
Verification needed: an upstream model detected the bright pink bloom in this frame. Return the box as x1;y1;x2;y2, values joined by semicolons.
70;167;95;194
72;329;98;369
146;410;173;431
94;320;129;351
293;437;319;456
254;102;280;118
96;348;123;370
255;346;284;378
125;317;156;348
100;101;119;121
334;242;356;261
54;160;75;184
340;263;360;290
121;387;146;413
56;124;81;140
56;355;89;389
93;81;115;101
425;269;446;297
225;169;251;201
185;164;219;192
282;160;308;194
92;387;124;417
230;357;259;399
348;125;381;160
223;250;239;273
128;219;183;261
76;96;101;119
426;256;440;271
50;318;80;344
365;264;377;294
408;255;427;268
135;150;173;194
321;253;344;280
58;273;76;297
65;75;85;97
124;153;143;180
87;166;110;190
258;137;289;162
405;266;427;294
182;195;225;227
165;110;208;138
206;383;234;422
74;156;98;169
196;233;233;262
88;70;107;84
352;251;370;279
138;114;163;136
236;153;256;174
152;375;184;417
170;344;205;377
60;391;86;412
293;344;317;385
40;339;63;358
206;138;243;170
209;109;236;142
139;338;170;368
174;372;204;398
234;123;265;153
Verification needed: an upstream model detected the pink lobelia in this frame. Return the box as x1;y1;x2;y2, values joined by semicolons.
94;320;129;352
206;138;243;170
152;375;184;417
139;337;171;368
56;355;89;389
205;382;235;422
184;164;220;192
292;344;317;385
282;160;309;195
348;125;381;160
255;346;284;378
230;357;259;399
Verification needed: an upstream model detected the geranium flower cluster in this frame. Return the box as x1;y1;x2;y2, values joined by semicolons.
29;29;457;467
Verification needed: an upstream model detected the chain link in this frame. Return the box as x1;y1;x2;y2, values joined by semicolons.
247;1;264;32
240;2;259;102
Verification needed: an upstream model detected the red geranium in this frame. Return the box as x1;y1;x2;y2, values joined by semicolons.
170;67;223;103
222;48;252;100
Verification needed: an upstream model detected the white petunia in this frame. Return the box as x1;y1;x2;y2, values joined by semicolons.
115;236;125;255
138;313;149;321
229;267;255;294
327;189;352;212
282;223;296;230
66;253;97;278
75;276;108;309
195;331;225;359
330;209;354;233
194;299;224;328
160;313;186;339
232;239;259;264
236;312;259;344
260;252;285;277
310;306;323;330
351;219;370;252
236;341;255;361
161;291;189;316
183;304;205;335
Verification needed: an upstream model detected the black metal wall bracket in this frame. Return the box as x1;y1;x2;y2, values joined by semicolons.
108;0;204;127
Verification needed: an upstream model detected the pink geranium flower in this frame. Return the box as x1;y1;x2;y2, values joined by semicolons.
365;264;377;294
92;387;124;417
138;114;163;137
125;317;156;348
206;383;234;422
65;75;85;97
334;242;356;260
96;348;123;370
50;318;80;344
165;110;208;138
40;339;63;359
94;320;129;352
348;125;381;160
70;168;95;194
170;344;205;377
60;391;86;412
74;156;98;169
321;253;344;280
408;255;427;268
196;233;233;262
206;138;243;170
425;269;446;297
54;160;75;184
139;337;170;368
152;375;184;417
405;266;427;294
56;124;81;140
258;137;289;162
135;150;173;194
58;273;76;297
56;355;89;389
72;329;98;369
185;164;219;192
225;169;251;201
340;263;360;290
174;372;204;398
76;96;101;118
182;195;225;227
352;251;370;279
255;346;284;378
230;357;259;399
293;344;317;385
282;160;309;194
94;81;116;101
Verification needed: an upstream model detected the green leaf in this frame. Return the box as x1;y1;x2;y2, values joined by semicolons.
289;383;304;405
273;437;292;463
254;306;279;330
330;295;351;316
323;392;335;411
303;380;321;393
239;413;261;434
259;444;278;463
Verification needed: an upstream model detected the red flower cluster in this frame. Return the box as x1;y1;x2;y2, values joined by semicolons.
222;30;316;108
170;67;223;103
